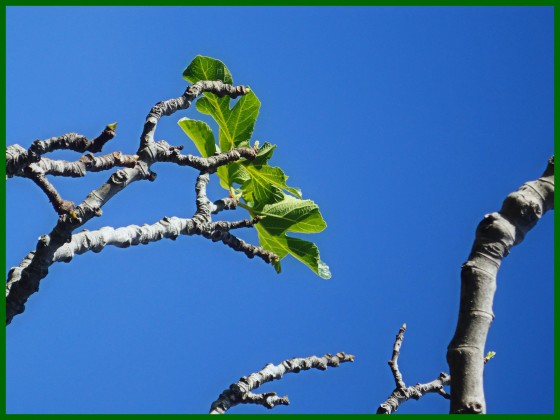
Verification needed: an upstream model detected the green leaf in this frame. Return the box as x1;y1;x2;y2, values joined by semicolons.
240;141;302;203
250;195;326;236
183;55;233;85
255;224;331;279
196;91;260;152
228;162;250;186
243;163;302;203
252;141;276;166
243;177;284;204
177;117;216;158
184;55;260;155
180;56;329;279
246;194;330;278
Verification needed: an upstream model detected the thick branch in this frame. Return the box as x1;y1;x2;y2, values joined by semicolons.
18;152;138;215
48;215;275;265
211;197;238;214
209;352;355;414
447;156;554;414
6;144;266;325
6;80;256;325
377;324;450;414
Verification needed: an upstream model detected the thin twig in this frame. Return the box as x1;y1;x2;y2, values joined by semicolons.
209;352;355;414
377;325;450;414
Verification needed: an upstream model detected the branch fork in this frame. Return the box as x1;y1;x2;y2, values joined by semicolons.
6;80;278;325
377;324;450;414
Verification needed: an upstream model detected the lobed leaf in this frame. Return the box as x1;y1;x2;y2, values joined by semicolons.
196;91;260;151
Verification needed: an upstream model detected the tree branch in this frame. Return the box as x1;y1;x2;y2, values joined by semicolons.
5;80;259;325
139;80;249;151
50;215;274;265
377;324;450;414
32;152;138;177
209;352;355;414
6;125;116;177
447;156;554;414
211;197;239;214
6;145;268;325
22;166;77;215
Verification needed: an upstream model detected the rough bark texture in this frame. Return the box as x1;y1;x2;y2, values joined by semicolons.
6;127;116;178
6;81;276;325
447;157;554;414
209;352;355;414
377;324;450;414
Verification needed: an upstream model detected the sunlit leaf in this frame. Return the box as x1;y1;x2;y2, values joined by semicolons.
181;56;329;278
177;117;216;157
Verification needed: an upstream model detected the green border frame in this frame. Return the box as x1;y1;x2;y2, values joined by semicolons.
2;2;557;417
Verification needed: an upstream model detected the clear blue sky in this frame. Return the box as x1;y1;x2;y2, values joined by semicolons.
6;6;554;414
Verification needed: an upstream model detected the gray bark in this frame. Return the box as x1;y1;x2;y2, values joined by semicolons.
209;352;355;414
6;81;270;325
377;324;450;414
447;157;554;413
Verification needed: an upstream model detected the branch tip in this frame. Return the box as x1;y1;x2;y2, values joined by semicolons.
106;122;118;132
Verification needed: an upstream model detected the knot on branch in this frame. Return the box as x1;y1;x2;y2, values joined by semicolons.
110;169;130;186
502;189;543;227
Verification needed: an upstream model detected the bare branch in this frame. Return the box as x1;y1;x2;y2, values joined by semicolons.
22;165;76;215
49;216;268;264
203;227;278;265
5;80;264;325
139;80;249;151
156;143;258;171
209;352;355;414
447;156;554;414
6;125;116;177
211;197;238;214
377;325;450;414
388;323;407;389
34;152;138;177
6;143;266;325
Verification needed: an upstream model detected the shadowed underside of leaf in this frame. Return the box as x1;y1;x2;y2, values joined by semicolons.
181;55;329;278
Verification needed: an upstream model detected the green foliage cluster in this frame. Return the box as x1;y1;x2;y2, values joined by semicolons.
179;56;330;279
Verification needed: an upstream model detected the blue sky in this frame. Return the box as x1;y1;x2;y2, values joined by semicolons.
6;6;554;414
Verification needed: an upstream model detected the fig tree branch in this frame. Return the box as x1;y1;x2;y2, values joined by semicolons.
377;324;450;414
209;352;355;414
447;156;554;414
6;125;116;178
139;80;249;151
5;81;264;325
